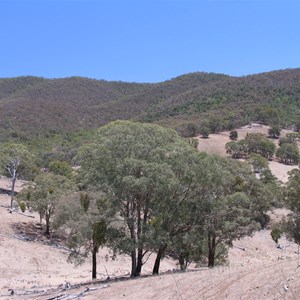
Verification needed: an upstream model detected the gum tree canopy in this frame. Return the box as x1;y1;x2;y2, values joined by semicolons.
78;121;270;276
78;121;196;277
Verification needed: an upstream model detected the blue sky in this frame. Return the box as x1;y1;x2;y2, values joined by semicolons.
0;0;299;82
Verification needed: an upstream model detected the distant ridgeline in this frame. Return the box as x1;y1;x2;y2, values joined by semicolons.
0;69;299;165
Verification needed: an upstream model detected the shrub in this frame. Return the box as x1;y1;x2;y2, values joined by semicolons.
229;130;238;140
199;126;209;138
19;201;26;213
271;227;282;244
268;125;281;139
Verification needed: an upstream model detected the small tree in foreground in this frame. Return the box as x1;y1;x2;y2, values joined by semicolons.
0;143;37;208
195;156;268;267
19;173;75;234
54;191;108;279
282;170;300;254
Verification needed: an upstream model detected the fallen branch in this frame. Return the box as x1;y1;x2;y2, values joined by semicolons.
8;208;35;218
45;284;109;300
233;245;246;251
0;232;31;241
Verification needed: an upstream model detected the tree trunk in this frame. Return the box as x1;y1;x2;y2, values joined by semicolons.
208;233;216;268
45;215;50;235
152;244;167;275
130;250;137;277
135;248;143;276
179;253;187;271
10;176;16;208
92;244;98;279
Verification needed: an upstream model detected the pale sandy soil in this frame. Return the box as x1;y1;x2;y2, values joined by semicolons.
0;176;27;194
0;194;176;299
196;125;299;182
1;191;300;300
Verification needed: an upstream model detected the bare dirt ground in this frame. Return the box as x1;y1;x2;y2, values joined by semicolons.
0;194;176;299
1;125;300;299
0;177;27;193
5;208;298;300
196;125;299;182
1;198;299;299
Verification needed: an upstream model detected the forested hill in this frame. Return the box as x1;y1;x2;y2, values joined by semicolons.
0;69;299;141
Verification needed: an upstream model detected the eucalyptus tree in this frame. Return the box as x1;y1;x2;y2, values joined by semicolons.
248;153;269;174
48;160;73;178
0;143;37;207
276;143;299;165
282;170;300;247
193;155;271;267
78;121;196;277
268;125;281;139
149;144;206;275
19;173;75;234
54;191;108;279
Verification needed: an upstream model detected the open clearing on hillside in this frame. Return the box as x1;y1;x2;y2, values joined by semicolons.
196;125;299;182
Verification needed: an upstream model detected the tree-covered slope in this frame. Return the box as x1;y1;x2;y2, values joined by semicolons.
0;69;299;142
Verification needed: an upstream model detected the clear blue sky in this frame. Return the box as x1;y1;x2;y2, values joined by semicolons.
0;0;299;82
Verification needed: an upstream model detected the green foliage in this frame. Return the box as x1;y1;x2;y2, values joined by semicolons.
226;134;276;161
76;121;271;273
284;169;300;212
48;160;73;178
225;141;245;159
229;130;238;140
283;216;300;246
80;192;90;212
276;143;299;165
176;123;198;137
0;143;37;207
294;121;300;132
271;227;282;244
19;173;75;234
281;170;300;246
255;107;280;125
208;117;222;133
19;201;26;213
187;138;199;149
248;153;269;174
268;125;281;139
193;156;270;266
54;190;109;278
0;143;37;180
245;133;276;160
199;126;210;138
1;70;300;153
78;121;194;276
285;132;300;143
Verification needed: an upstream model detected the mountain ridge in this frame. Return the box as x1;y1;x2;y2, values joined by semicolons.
0;68;299;142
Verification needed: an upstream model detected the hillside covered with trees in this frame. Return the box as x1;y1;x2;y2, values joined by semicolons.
0;69;299;140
